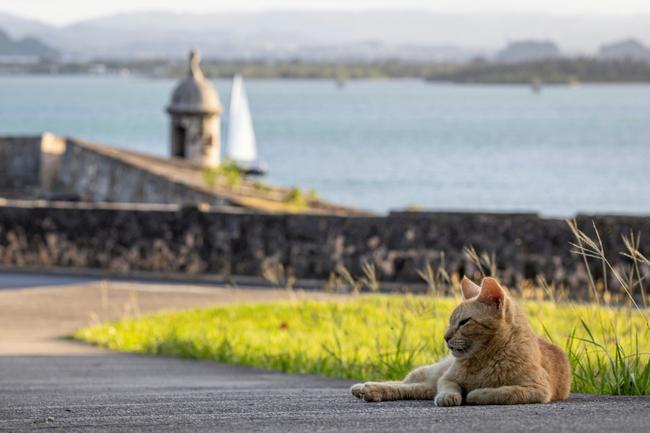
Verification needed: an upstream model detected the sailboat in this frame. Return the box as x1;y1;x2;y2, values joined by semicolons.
225;74;267;176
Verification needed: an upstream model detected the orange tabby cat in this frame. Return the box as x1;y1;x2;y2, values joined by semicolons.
351;277;571;405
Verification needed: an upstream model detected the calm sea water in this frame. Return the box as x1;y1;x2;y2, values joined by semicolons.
1;76;649;215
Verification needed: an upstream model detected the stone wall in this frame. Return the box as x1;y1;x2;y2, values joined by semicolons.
58;138;229;206
0;201;648;299
0;136;41;195
0;134;65;197
0;134;358;215
0;134;242;206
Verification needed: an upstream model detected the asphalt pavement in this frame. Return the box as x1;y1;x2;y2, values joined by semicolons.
1;354;649;433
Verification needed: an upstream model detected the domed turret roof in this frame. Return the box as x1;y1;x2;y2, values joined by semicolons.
167;50;222;115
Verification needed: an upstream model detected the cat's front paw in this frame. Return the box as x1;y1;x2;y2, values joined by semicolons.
350;383;365;399
434;391;462;407
350;382;383;402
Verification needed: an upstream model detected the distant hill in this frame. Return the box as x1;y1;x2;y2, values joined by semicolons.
599;39;650;62
0;12;54;38
44;12;650;59
2;11;650;61
0;28;59;58
495;40;561;63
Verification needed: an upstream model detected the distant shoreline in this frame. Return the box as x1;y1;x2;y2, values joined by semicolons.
6;73;650;87
2;58;650;84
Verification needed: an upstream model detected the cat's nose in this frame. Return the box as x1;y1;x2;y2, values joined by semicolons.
444;332;452;343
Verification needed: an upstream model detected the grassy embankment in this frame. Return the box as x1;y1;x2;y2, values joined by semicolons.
74;221;650;395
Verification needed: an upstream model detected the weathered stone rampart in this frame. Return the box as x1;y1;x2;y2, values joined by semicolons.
0;134;359;215
0;200;647;299
58;138;230;206
0;134;65;197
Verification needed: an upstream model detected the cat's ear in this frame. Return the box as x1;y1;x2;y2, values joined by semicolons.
460;276;480;300
478;277;506;309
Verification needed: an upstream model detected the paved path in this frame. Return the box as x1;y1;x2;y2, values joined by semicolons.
1;272;648;432
0;272;340;355
0;272;98;290
2;354;649;433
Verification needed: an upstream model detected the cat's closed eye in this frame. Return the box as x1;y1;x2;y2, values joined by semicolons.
458;317;471;327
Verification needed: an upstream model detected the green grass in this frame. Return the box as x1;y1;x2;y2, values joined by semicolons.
202;160;245;189
74;295;650;395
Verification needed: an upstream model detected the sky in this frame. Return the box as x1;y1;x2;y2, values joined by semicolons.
2;0;650;26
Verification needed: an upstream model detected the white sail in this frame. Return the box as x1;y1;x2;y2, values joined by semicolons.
226;74;257;163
